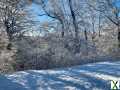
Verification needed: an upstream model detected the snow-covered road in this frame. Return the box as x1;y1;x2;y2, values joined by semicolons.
0;61;120;90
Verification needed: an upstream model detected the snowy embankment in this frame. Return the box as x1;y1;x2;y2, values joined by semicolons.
0;61;120;90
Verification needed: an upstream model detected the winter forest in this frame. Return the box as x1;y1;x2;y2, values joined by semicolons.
0;0;120;73
0;0;120;90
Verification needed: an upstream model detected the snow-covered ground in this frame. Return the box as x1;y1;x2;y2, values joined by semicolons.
0;61;120;90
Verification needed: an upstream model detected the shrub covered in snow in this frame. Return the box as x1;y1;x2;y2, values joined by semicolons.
0;27;16;73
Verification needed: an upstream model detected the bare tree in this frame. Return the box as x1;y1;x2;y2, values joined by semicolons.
0;0;33;40
87;0;120;47
35;0;67;38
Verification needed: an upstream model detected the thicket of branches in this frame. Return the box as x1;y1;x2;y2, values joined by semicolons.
0;0;120;73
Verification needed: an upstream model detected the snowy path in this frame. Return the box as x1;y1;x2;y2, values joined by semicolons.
0;61;120;90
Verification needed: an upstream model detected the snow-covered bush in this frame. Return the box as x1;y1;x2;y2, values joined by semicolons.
0;27;16;73
13;28;120;71
14;34;78;70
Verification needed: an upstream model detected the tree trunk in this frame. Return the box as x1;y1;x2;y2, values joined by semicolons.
61;21;65;38
98;14;101;37
118;25;120;47
69;0;80;53
92;21;95;40
59;20;65;38
84;28;88;41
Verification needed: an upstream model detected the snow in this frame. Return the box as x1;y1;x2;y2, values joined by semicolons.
0;61;120;90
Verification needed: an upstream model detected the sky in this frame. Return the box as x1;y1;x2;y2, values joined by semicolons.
114;0;120;8
24;2;56;36
26;3;53;23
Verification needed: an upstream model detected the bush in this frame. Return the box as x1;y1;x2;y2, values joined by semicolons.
0;28;16;73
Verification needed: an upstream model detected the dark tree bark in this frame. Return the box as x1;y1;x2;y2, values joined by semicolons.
98;13;101;37
69;0;78;39
92;21;95;40
118;25;120;47
84;28;88;41
68;0;80;53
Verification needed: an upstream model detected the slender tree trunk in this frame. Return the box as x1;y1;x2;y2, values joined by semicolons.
59;16;65;38
69;0;80;53
84;28;88;55
69;0;78;38
84;28;88;41
98;13;101;37
118;25;120;47
92;21;95;40
61;21;65;38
